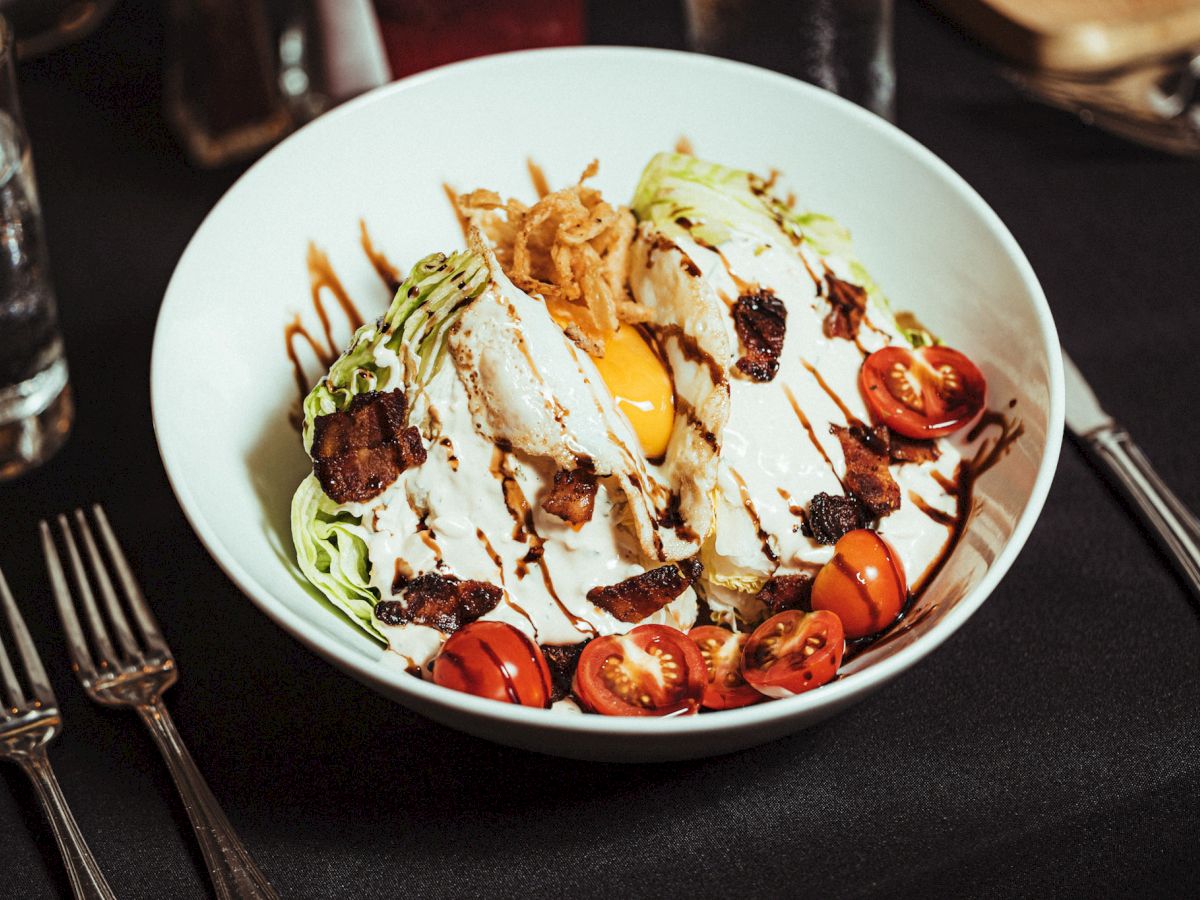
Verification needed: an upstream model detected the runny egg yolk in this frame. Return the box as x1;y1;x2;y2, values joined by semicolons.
591;324;675;459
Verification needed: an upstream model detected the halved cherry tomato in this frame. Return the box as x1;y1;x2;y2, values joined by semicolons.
688;626;765;710
811;529;907;639
741;610;844;699
860;345;986;439
572;624;707;716
433;621;553;708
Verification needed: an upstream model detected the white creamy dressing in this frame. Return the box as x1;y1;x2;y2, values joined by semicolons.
344;278;696;669
668;231;961;622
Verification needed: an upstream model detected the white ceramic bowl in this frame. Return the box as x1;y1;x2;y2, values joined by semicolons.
152;47;1064;762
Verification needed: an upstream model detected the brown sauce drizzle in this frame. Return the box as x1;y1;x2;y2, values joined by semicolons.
801;360;864;428
308;243;365;347
711;246;755;295
967;409;1025;476
729;467;778;564
797;247;824;290
776;487;808;520
781;382;842;483
286;231;405;427
488;447;596;636
284;317;333;419
652;323;727;387
846;407;1024;660
909;490;955;527
424;404;459;472
645;233;702;277
675;396;719;453
477;526;540;637
527;158;550;198
418;528;441;557
476;528;504;575
359;220;402;295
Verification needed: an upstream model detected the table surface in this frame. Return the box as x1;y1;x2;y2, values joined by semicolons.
1;2;1197;897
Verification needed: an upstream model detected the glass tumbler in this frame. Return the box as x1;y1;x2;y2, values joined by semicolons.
0;15;71;481
685;0;896;121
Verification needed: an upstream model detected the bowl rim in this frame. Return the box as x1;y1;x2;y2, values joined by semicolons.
152;45;1065;738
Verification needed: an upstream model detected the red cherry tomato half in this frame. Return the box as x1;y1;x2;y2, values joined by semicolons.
433;621;553;708
688;626;765;710
811;529;908;639
573;624;707;717
741;610;844;699
860;345;986;439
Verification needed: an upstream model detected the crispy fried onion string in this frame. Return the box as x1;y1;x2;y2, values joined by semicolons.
456;161;644;356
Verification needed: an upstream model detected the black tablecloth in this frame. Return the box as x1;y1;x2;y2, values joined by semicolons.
2;2;1198;897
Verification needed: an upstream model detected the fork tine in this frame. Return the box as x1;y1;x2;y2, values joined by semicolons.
56;513;121;672
0;565;55;707
0;572;26;713
91;504;170;658
73;508;142;664
40;520;99;682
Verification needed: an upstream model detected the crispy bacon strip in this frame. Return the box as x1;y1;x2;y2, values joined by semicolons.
833;424;900;517
540;468;598;526
732;289;787;382
587;559;702;623
375;573;502;634
806;492;866;545
312;390;426;503
822;273;868;340
757;575;813;616
541;642;588;702
888;430;941;464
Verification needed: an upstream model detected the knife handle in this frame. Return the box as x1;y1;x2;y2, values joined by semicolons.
1082;424;1200;597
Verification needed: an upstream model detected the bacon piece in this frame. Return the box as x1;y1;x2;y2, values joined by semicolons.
312;389;426;503
540;468;598;526
732;289;787;382
822;274;868;340
833;424;900;517
888;430;940;464
541;641;588;702
806;492;866;544
757;575;813;615
587;559;702;623
375;573;502;634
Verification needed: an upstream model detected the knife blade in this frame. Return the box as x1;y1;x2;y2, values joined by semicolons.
1063;351;1200;599
1062;353;1113;437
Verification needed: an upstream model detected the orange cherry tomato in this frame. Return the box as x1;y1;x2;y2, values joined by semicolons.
741;610;844;699
811;529;907;639
860;345;986;438
573;625;707;717
433;621;553;708
688;626;765;710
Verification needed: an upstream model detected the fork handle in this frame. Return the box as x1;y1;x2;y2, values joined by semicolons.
136;701;279;900
20;751;117;900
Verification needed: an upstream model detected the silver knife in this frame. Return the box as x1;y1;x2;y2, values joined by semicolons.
1064;352;1200;597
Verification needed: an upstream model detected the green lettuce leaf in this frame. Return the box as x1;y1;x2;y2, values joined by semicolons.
291;473;383;640
291;250;490;642
631;152;904;337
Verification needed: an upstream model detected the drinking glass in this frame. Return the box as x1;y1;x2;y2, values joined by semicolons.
0;15;71;481
684;0;896;121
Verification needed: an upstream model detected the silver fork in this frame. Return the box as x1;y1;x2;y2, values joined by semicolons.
41;506;279;900
0;566;116;900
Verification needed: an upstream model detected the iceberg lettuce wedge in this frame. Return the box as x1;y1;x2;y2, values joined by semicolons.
631;152;901;335
292;250;489;642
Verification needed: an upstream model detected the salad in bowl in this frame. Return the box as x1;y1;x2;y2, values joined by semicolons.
292;152;998;717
